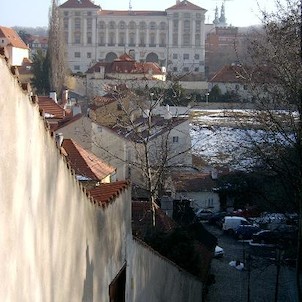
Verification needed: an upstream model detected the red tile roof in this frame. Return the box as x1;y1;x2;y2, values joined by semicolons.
17;58;33;75
166;0;205;11
86;53;163;76
38;96;66;119
59;0;100;9
113;116;188;143
132;201;177;237
171;172;218;192
99;10;166;16
210;64;272;84
55;113;83;130
0;26;28;49
62;139;116;181
209;65;247;83
89;181;130;206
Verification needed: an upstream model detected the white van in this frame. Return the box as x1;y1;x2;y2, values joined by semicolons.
222;216;250;234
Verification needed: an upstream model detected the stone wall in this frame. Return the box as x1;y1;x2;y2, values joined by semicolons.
0;55;131;302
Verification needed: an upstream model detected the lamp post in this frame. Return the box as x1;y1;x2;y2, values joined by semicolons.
205;92;209;104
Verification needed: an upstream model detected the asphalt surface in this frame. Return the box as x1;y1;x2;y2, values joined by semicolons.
203;222;298;302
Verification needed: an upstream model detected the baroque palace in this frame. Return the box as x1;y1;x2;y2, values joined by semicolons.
59;0;207;77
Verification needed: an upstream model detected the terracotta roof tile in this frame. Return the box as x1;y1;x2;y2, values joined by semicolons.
17;58;33;75
88;180;130;206
59;0;100;9
209;64;271;84
62;139;115;181
172;172;218;192
132;201;177;237
166;0;205;11
113;116;188;142
55;113;83;130
209;65;245;83
86;53;163;75
0;26;28;49
37;96;66;119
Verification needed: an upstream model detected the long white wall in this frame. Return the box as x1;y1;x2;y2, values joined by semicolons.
0;56;131;302
127;238;203;302
0;54;203;302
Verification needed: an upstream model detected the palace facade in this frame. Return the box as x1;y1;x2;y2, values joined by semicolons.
59;0;207;78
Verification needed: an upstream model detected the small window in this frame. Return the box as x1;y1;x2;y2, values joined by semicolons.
87;52;91;58
194;54;200;60
173;67;178;72
183;53;189;60
74;65;80;70
183;67;189;72
173;53;178;59
172;136;179;143
74;52;81;58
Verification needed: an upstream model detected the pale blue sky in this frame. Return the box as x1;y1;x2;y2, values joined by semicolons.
0;0;280;28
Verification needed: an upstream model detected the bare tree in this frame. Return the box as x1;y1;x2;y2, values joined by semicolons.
235;0;302;298
85;82;193;226
47;0;67;97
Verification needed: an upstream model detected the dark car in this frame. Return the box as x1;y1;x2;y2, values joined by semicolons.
234;225;262;240
251;226;298;246
208;211;227;227
195;208;213;221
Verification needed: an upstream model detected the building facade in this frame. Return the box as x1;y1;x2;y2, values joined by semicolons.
59;0;207;77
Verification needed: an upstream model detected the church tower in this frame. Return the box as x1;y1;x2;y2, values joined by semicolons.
218;2;227;27
213;5;219;25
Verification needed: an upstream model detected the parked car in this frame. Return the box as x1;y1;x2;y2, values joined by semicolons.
214;245;224;258
251;226;298;246
232;207;261;218
208;211;227;227
195;208;213;221
234;225;262;240
222;216;251;234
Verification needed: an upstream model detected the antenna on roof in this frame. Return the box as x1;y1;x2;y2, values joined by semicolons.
129;0;132;10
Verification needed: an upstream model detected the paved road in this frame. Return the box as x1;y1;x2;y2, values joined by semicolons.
203;222;298;302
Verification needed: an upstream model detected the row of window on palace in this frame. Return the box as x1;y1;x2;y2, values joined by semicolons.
63;19;202;32
74;52;201;61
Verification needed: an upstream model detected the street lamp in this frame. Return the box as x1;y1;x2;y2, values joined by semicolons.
205;92;209;104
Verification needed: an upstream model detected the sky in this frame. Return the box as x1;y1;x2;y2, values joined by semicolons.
0;0;281;28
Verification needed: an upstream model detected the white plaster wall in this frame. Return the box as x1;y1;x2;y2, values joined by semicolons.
0;57;131;302
55;117;128;181
127;239;203;302
176;191;220;212
10;46;29;66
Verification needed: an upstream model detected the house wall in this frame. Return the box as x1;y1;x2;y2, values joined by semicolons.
10;46;29;66
55;117;128;181
0;55;205;302
127;238;203;302
176;191;220;212
0;56;132;302
209;81;252;101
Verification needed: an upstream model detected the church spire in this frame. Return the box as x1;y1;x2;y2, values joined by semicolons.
218;2;227;26
213;5;219;25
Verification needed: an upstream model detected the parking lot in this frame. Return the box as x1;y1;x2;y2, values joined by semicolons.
203;222;298;302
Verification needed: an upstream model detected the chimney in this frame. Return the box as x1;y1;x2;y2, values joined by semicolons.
61;89;69;108
55;133;64;147
164;104;172;120
49;91;57;103
72;102;82;116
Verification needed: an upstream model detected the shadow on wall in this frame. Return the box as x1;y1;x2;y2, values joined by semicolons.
82;244;94;302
